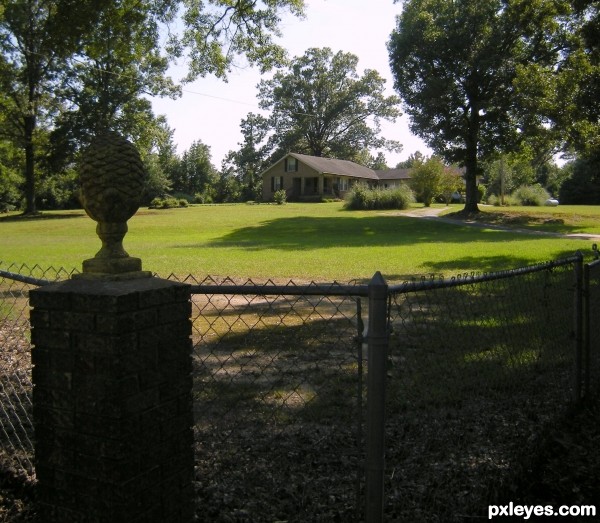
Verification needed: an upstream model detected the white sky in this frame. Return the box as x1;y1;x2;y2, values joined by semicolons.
149;0;431;168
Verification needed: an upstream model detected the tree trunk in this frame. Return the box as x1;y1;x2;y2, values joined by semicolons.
462;108;480;214
463;163;479;213
23;114;37;214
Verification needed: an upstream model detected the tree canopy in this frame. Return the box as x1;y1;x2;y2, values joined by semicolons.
0;0;306;212
388;0;569;213
222;113;271;201
257;47;402;162
514;0;600;159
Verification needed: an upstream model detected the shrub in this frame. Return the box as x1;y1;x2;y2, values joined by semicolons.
344;184;414;210
149;197;163;209
273;189;287;205
487;194;519;206
149;196;187;209
513;185;551;206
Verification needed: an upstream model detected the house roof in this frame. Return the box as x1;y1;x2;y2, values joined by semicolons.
288;153;380;180
262;153;418;181
375;168;411;181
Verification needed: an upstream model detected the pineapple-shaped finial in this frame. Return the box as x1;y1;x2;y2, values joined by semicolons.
77;131;151;279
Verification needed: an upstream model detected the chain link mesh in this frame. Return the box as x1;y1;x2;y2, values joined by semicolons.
385;262;577;521
586;260;600;395
0;262;78;482
169;275;366;521
0;259;596;520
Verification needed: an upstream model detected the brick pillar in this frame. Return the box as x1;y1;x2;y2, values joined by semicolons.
29;277;194;523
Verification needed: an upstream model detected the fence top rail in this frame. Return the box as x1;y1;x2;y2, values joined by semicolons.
188;282;370;297
586;258;600;271
0;269;53;287
388;254;582;295
1;254;582;297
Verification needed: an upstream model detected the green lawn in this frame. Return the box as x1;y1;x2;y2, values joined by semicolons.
1;202;597;281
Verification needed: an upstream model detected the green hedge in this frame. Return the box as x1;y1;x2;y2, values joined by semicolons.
344;184;415;210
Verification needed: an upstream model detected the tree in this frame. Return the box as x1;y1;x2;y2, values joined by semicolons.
559;155;600;204
257;47;402;162
214;171;243;203
0;135;23;210
439;168;464;205
367;152;389;170
0;0;306;212
173;140;217;201
222;113;270;201
513;0;599;163
51;0;180;156
175;0;305;81
0;0;108;213
396;151;425;169
409;156;447;207
388;0;568;213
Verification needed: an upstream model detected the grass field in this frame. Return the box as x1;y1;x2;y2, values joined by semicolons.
1;202;598;281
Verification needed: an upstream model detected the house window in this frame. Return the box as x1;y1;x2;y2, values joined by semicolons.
271;176;283;191
338;178;349;191
285;157;298;172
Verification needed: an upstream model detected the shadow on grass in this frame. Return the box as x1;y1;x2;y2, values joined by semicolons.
424;250;583;274
0;211;85;222
199;214;573;252
384;265;577;521
188;262;581;521
192;314;365;522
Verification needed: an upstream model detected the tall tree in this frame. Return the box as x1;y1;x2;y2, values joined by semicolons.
53;0;180;150
388;0;569;213
257;47;402;162
173;140;217;200
514;0;599;159
0;0;306;213
176;0;305;80
396;151;425;169
0;0;107;213
222;112;270;201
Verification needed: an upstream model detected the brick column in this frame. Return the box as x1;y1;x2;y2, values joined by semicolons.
29;277;194;522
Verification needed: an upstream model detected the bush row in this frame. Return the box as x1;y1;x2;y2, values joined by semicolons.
344;184;415;210
149;197;189;209
487;184;551;206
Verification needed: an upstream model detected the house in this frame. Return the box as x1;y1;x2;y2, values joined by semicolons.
375;168;412;189
261;153;412;201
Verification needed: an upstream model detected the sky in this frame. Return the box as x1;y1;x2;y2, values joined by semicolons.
149;0;431;168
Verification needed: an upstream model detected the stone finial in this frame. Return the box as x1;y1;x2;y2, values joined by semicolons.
76;131;151;279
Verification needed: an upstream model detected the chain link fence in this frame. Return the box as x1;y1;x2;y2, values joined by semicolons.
0;263;78;482
173;275;367;521
585;258;600;398
385;260;580;521
0;256;598;521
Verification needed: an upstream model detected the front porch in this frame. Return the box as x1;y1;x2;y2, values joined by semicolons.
288;175;361;201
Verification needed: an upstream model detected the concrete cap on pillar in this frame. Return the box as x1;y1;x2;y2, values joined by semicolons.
74;131;152;281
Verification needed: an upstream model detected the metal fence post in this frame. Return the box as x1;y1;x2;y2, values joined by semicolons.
574;252;584;403
583;262;591;398
365;271;389;523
